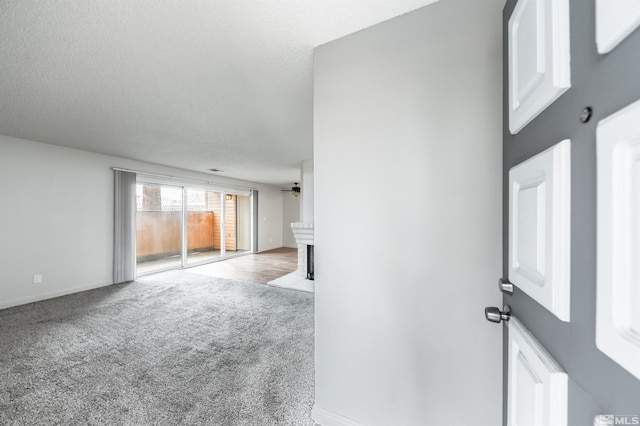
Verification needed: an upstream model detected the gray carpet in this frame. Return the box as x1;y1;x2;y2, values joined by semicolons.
0;271;314;425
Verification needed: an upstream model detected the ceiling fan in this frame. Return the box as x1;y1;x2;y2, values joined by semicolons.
281;183;301;197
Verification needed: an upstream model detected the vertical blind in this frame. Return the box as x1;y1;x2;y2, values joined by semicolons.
113;170;136;283
251;189;258;253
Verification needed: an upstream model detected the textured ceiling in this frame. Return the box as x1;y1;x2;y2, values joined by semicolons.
0;0;438;185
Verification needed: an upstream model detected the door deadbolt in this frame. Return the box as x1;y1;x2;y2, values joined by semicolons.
485;305;512;324
580;106;593;123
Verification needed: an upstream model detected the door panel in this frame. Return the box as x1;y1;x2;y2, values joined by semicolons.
596;0;640;54
136;183;183;275
508;139;571;321
596;98;640;380
236;195;251;251
508;0;571;134
508;317;568;426
185;189;222;266
503;0;640;424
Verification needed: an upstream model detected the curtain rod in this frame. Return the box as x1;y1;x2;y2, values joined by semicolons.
111;167;258;191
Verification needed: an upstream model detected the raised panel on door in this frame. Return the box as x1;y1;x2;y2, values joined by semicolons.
596;98;640;380
509;139;571;321
596;0;640;54
508;317;568;426
508;0;571;134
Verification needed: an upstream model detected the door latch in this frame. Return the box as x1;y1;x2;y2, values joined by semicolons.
499;278;514;295
485;305;512;324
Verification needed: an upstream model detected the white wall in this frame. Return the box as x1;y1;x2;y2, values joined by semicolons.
313;1;504;425
282;192;300;248
255;186;284;253
301;159;314;223
0;135;284;309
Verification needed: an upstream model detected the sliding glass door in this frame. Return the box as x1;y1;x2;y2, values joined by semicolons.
186;189;222;266
136;183;183;275
135;180;254;276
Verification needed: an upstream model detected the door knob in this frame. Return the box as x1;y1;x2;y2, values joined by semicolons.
485;305;512;323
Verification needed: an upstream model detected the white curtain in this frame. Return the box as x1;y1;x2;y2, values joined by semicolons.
113;170;136;283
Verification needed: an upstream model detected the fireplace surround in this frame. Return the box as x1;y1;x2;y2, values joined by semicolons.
291;222;314;278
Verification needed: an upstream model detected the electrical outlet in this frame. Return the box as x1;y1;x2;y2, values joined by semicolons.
33;274;42;284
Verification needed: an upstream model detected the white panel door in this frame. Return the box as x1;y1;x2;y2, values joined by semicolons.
508;317;568;426
509;139;571;321
596;0;640;54
596;98;640;380
508;0;571;134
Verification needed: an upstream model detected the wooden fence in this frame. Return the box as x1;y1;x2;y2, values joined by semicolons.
136;211;217;260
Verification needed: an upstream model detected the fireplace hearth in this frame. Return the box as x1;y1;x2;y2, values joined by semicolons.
266;222;314;293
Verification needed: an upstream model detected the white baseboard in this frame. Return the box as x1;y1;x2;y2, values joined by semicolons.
0;280;113;310
312;405;366;426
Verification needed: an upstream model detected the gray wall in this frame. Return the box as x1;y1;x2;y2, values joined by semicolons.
502;0;640;424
